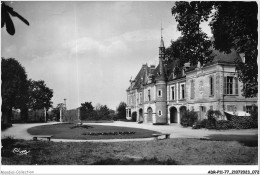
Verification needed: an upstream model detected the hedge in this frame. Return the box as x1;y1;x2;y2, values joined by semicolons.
215;120;233;130
229;115;257;129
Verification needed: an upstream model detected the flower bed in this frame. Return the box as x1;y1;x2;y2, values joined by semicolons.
82;131;135;136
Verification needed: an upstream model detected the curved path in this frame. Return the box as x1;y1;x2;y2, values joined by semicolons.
1;121;258;142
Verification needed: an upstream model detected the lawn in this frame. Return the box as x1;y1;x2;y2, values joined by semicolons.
1;137;257;165
27;123;160;140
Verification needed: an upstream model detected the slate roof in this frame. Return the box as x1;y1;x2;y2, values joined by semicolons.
210;48;242;64
127;47;242;91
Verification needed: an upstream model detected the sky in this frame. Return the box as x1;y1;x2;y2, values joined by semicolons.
1;1;211;110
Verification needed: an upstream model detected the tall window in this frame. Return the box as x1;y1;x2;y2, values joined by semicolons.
224;76;238;95
139;92;142;104
227;76;233;94
171;86;175;100
190;80;195;99
210;76;214;96
180;84;185;99
148;89;151;101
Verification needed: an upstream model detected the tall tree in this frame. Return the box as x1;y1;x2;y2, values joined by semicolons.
116;102;127;120
172;1;257;97
28;79;53;111
80;102;95;120
98;105;110;120
1;57;29;124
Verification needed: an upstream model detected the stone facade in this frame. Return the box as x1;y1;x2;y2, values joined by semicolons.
126;37;258;125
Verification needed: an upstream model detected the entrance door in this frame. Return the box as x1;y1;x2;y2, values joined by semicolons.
147;107;152;123
199;106;206;120
170;107;177;123
139;108;143;122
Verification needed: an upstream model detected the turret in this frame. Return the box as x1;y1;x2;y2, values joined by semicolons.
154;25;167;124
156;36;166;81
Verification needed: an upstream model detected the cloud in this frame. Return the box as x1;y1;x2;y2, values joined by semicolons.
63;28;161;59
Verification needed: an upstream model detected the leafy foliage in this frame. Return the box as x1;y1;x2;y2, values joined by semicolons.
228;115;257;129
249;105;258;128
116;102;127;120
215;120;233;130
206;110;222;129
1;57;29;123
80;102;95;120
172;1;258;97
80;102;114;121
28;79;53;110
96;105;110;120
199;119;208;128
1;2;29;35
180;110;198;127
131;111;137;122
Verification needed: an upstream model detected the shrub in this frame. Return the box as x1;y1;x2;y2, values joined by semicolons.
116;102;127;120
131;112;137;122
181;110;198;127
229;115;256;129
206;110;223;129
249;105;258;128
2;136;16;147
200;119;208;128
192;122;201;129
216;120;233;130
1;123;12;131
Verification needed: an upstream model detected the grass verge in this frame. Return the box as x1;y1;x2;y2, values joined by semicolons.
1;137;257;165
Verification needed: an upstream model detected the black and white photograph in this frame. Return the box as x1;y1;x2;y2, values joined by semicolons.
1;1;258;174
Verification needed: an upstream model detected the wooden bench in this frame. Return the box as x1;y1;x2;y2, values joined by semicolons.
32;135;53;141
152;133;170;140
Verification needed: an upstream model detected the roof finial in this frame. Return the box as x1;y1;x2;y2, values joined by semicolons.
161;21;163;39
